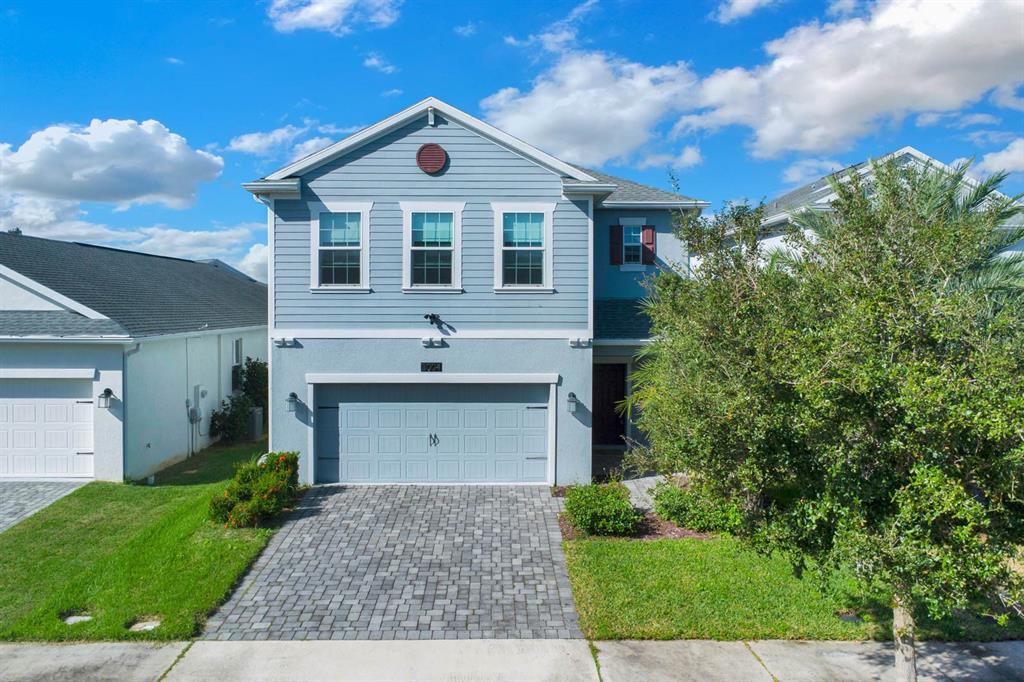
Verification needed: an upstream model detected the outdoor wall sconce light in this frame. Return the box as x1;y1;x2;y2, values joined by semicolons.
567;392;579;414
286;392;299;412
97;388;114;409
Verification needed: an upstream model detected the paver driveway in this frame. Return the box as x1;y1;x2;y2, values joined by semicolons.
205;485;581;641
0;481;85;533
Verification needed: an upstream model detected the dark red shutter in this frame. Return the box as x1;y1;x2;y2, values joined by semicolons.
610;225;623;265
641;226;656;264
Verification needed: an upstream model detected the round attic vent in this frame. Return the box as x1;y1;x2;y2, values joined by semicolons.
416;143;447;174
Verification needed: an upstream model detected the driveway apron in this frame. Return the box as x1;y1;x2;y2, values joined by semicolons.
205;485;581;640
0;481;85;533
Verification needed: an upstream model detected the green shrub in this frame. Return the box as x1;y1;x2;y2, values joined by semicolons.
209;394;253;443
240;357;268;414
564;483;642;536
653;480;742;533
208;451;300;528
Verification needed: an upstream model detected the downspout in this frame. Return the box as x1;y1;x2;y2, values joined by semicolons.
123;342;141;481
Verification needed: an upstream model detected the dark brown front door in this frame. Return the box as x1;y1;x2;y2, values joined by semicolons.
592;363;627;446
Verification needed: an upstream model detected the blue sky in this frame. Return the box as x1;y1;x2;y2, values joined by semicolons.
1;0;1022;279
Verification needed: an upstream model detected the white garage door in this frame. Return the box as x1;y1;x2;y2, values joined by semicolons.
0;379;94;478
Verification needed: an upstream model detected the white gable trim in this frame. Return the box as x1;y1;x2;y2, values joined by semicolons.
0;264;108;320
262;97;596;184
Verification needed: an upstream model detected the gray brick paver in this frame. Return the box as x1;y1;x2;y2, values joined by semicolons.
204;485;581;640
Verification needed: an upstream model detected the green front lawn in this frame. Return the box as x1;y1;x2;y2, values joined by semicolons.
566;537;1024;642
0;440;272;641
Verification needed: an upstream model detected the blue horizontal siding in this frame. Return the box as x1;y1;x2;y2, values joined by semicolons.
273;115;589;330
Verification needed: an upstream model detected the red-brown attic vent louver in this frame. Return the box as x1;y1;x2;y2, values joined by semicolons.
416;143;447;174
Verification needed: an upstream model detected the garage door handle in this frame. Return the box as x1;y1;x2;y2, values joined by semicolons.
76;451;93;455
525;456;546;460
525;406;547;410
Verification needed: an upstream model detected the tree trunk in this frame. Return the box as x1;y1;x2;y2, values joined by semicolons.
893;597;917;682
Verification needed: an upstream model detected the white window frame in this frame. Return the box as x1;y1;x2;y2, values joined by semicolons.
232;338;243;366
619;216;647;272
492;202;556;292
309;201;372;292
401;201;464;293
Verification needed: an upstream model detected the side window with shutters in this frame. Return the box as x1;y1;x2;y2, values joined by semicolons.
610;221;656;266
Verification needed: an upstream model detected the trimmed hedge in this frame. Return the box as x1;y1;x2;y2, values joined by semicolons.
652;480;742;533
209;452;300;528
564;483;643;536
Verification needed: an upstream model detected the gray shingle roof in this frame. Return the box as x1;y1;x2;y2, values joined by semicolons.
594;299;651;339
0;233;267;338
568;168;705;205
0;311;128;338
765;148;924;219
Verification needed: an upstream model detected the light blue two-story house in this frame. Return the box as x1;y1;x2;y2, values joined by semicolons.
245;97;706;485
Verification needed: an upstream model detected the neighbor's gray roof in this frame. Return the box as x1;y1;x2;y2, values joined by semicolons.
765;148;925;219
568;168;705;206
0;311;129;337
594;299;651;339
0;233;266;338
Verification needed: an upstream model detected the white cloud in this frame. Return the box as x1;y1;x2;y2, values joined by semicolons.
290;136;334;161
0;194;132;242
0;119;222;209
317;123;362;135
965;129;1017;147
131;224;258;260
713;0;780;24
453;21;477;37
781;158;843;185
974;138;1024;175
165;56;184;65
227;124;308;156
827;0;859;16
680;0;1024;158
637;145;703;170
381;88;403;98
267;0;400;36
237;243;269;281
504;0;598;53
363;52;397;74
481;51;697;166
915;112;944;127
953;113;1001;128
991;82;1024;111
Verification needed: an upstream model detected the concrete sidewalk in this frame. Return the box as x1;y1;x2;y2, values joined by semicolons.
0;638;1021;681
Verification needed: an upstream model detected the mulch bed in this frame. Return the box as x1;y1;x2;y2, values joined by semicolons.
558;512;710;541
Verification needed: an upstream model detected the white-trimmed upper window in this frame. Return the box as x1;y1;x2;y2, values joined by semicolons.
309;202;371;291
232;338;243;366
401;202;464;292
492;203;555;291
623;225;643;264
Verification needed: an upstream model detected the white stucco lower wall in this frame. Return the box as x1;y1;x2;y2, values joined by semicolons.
123;327;266;480
0;341;125;480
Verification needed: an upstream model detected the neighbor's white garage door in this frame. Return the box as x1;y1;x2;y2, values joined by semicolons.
0;379;94;478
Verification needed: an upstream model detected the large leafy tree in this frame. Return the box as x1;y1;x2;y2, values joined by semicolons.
630;160;1024;680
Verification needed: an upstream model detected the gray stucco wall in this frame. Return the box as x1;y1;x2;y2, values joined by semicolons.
270;337;593;485
272;114;589;331
594;208;690;299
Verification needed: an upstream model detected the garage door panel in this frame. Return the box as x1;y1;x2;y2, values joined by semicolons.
437;460;460;480
45;429;69;449
0;379;95;479
316;383;549;483
378;435;402;453
13;405;35;422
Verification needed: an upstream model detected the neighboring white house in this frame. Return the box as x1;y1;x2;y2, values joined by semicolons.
760;146;1024;255
0;232;267;481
